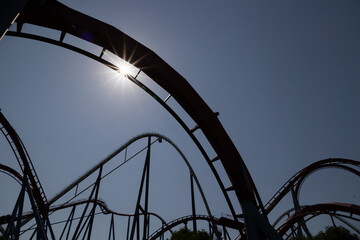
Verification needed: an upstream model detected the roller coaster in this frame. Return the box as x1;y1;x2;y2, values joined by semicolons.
0;1;359;239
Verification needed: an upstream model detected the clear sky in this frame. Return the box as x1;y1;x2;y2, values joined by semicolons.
0;0;360;238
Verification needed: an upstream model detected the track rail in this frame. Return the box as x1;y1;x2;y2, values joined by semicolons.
13;0;260;209
5;24;246;229
5;21;245;230
0;163;23;185
277;203;360;238
0;198;166;225
273;206;360;235
48;133;212;218
149;214;244;240
263;158;360;215
0;111;48;215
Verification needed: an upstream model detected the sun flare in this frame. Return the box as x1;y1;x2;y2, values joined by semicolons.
118;64;131;76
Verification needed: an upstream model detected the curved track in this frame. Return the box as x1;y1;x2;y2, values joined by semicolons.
277;203;360;239
0;198;167;226
0;132;219;238
149;215;245;240
0;163;23;185
0;111;48;215
273;206;360;235
49;133;212;217
263;158;360;215
10;2;264;218
1;1;359;240
5;18;248;230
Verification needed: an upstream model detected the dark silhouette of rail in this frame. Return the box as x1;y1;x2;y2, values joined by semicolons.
278;203;360;239
0;112;48;215
263;158;360;215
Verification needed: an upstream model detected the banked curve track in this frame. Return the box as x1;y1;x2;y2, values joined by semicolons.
263;158;360;216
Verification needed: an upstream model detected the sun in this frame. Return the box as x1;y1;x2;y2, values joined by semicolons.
118;64;131;76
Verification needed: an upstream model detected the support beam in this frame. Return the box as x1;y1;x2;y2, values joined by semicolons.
241;199;283;240
130;136;151;240
0;0;30;40
291;188;312;238
190;174;197;232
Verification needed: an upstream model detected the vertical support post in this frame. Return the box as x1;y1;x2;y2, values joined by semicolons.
130;136;151;240
241;199;283;240
223;226;227;240
142;137;151;239
59;205;76;240
29;227;37;240
291;188;312;238
147;215;150;238
330;215;336;227
190;174;197;232
160;224;164;240
25;174;48;240
72;167;102;240
6;174;48;240
45;217;56;240
87;166;103;240
126;216;131;240
208;222;213;239
4;174;26;239
108;214;115;240
291;188;302;237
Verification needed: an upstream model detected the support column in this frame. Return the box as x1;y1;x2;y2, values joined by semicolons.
130;136;151;240
241;199;283;240
291;188;312;238
190;174;197;232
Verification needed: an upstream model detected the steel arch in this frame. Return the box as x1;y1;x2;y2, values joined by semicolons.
3;29;246;226
3;7;258;227
0;1;281;239
14;0;257;205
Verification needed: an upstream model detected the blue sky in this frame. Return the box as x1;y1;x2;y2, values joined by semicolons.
1;0;360;238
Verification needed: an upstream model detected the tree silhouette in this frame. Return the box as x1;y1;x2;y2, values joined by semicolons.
290;226;359;240
169;227;210;240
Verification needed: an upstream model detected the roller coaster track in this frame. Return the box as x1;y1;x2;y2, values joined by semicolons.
48;133;213;217
0;111;48;216
0;132;216;237
273;206;360;235
0;127;248;239
6;2;267;225
0;198;168;227
0;163;23;185
149;215;245;240
1;126;359;240
263;158;360;215
277;203;360;239
1;1;358;240
3;15;253;231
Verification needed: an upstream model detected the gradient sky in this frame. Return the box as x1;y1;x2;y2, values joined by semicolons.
0;0;360;238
